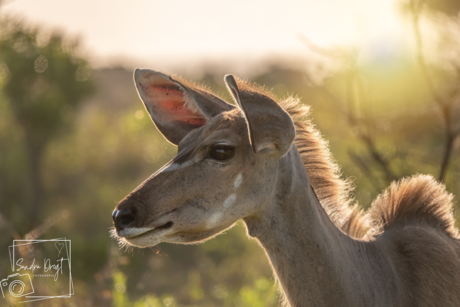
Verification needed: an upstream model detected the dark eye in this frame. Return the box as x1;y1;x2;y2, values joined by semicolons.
210;145;235;162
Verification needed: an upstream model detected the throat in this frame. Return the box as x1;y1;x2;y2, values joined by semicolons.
243;148;362;306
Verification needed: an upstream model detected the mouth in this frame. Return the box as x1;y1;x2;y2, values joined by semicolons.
115;221;174;247
120;221;174;238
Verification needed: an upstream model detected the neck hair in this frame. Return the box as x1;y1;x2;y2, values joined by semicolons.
243;146;398;306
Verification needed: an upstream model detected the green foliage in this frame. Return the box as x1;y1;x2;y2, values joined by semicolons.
0;16;95;229
113;270;129;307
0;17;94;150
111;266;277;307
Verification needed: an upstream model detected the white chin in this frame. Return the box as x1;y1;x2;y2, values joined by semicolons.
123;235;161;248
122;228;174;247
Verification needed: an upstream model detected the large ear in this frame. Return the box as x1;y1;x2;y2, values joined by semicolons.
134;69;234;145
224;74;295;156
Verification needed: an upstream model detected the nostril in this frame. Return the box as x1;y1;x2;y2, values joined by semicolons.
119;214;135;227
113;209;135;230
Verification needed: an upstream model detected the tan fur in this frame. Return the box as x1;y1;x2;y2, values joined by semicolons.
281;97;368;237
240;80;457;241
115;71;460;307
369;175;458;238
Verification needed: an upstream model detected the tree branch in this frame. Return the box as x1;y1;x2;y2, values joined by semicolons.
0;211;21;240
409;0;459;181
348;150;384;193
300;35;398;183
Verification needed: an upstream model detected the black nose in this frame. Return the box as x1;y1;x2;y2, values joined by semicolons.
112;209;135;231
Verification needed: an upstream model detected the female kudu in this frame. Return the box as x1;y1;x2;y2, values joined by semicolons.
112;69;460;307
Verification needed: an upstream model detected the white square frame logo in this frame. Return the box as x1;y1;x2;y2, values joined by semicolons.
7;238;74;304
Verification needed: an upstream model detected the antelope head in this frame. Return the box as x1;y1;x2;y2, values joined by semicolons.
112;69;295;247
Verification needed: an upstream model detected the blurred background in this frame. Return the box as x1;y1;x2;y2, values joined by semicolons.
0;0;459;306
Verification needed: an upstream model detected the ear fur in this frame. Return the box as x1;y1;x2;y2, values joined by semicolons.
134;69;233;145
224;75;295;156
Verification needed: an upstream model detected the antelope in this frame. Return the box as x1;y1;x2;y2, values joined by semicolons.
112;69;460;306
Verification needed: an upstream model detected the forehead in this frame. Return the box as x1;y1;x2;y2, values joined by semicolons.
177;108;245;151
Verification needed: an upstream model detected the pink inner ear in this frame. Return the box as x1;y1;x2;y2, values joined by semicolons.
141;82;206;128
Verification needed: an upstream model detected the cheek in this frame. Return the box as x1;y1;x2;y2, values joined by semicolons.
238;173;276;207
223;194;237;208
234;173;243;188
206;211;224;228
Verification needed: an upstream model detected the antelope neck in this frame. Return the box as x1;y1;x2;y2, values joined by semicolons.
243;147;381;306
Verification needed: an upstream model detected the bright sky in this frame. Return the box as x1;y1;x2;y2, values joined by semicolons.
1;0;411;70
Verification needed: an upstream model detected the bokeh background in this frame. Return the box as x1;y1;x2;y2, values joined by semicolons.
0;0;459;306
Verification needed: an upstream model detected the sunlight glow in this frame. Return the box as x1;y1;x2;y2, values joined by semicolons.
1;0;411;68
